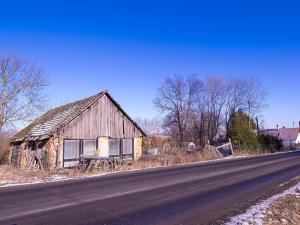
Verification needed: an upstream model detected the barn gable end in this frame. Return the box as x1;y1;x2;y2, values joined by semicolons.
62;94;143;139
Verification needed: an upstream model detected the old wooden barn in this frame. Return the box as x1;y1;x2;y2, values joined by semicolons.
10;91;145;169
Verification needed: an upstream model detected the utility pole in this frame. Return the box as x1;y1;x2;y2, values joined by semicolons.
256;117;260;135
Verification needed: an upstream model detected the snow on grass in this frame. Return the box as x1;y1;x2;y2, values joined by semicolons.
49;174;69;181
226;182;300;225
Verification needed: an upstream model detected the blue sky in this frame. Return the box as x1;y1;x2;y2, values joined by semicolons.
0;0;299;129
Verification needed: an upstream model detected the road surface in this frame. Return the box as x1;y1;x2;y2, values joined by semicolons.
0;151;299;225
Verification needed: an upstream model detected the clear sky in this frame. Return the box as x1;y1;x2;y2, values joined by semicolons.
0;0;299;129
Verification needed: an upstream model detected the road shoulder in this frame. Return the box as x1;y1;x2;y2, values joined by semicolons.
225;176;300;225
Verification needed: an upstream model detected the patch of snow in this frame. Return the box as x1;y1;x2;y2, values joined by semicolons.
0;180;17;186
87;173;108;178
226;182;300;225
2;180;42;188
50;175;68;181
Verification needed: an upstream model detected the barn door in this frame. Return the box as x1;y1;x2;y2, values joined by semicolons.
63;140;80;168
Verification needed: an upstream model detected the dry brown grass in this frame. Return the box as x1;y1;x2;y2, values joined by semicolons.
51;149;218;175
0;132;11;164
264;190;300;225
0;165;72;185
122;149;217;171
0;149;218;185
0;165;45;184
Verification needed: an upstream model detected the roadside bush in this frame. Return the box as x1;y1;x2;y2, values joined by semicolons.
228;110;259;153
257;134;283;153
0;132;11;165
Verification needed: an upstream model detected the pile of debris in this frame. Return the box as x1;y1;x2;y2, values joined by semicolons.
206;140;234;158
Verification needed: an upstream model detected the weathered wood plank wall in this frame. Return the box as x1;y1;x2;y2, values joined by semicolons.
11;144;21;167
63;95;142;139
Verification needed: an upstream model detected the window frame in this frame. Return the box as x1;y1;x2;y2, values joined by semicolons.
108;138;135;159
82;139;98;156
121;138;134;157
63;138;97;168
108;138;121;158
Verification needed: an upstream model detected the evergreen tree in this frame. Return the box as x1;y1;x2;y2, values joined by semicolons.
228;110;258;149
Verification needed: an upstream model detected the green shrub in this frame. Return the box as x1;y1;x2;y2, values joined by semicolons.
228;110;259;152
257;134;283;153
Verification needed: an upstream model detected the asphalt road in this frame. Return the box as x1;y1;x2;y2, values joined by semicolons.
0;151;300;225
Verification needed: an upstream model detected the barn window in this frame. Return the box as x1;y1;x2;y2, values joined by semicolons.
64;140;80;168
63;139;97;168
108;138;134;159
82;139;97;156
108;138;121;157
122;138;133;156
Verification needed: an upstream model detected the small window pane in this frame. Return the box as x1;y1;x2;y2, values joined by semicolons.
122;139;133;155
109;139;120;156
64;140;80;159
64;140;80;168
83;140;96;156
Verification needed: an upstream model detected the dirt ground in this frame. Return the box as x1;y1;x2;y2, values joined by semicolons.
264;189;300;225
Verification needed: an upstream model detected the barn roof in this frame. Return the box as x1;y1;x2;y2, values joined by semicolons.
11;91;145;142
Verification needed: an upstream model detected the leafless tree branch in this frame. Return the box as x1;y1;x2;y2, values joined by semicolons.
0;54;48;131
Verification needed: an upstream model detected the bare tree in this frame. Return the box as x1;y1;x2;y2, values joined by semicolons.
135;117;162;135
155;74;266;148
0;54;48;131
224;77;266;135
224;77;247;137
154;75;201;146
196;76;229;145
243;77;267;129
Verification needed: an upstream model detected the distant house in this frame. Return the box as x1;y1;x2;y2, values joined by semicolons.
264;125;300;148
10;91;146;168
